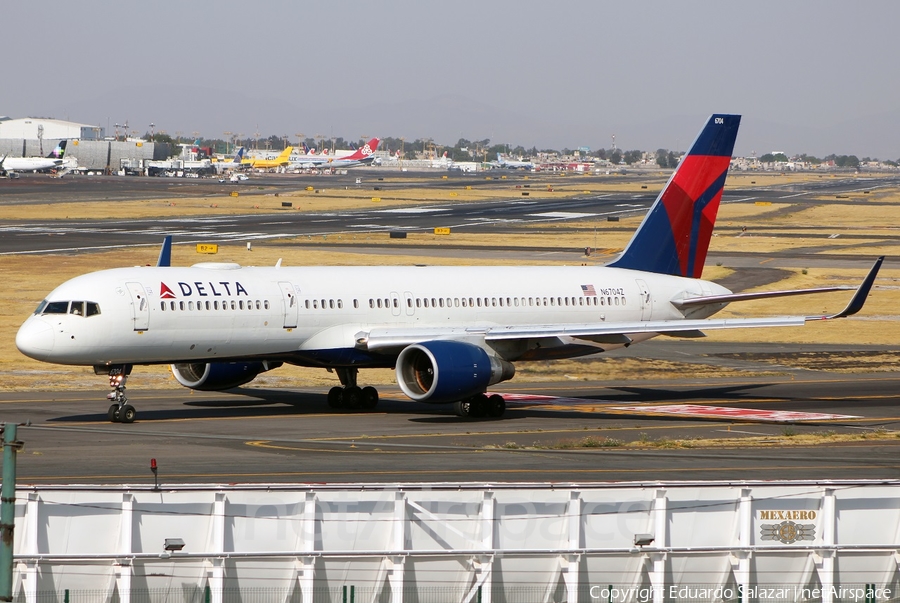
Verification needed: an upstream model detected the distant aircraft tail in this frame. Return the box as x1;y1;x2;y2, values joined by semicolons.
233;147;245;163
345;138;380;160
608;114;741;278
302;143;311;155
48;140;67;159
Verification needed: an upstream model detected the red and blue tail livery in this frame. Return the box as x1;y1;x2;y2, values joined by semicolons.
609;114;741;278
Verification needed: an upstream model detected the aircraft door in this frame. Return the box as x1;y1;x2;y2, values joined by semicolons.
635;279;651;321
390;292;401;317
403;291;415;316
126;282;150;331
278;281;298;328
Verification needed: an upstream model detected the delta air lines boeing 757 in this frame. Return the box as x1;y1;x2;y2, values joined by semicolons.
16;115;883;423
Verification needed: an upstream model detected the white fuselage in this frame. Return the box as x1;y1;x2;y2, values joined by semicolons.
2;156;63;171
16;263;729;367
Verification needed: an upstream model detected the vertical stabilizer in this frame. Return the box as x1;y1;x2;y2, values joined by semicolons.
608;114;740;278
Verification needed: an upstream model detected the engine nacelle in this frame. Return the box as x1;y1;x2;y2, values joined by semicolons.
171;361;282;391
396;341;515;403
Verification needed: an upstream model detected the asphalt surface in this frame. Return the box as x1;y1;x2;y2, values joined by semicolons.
1;171;896;262
3;354;899;485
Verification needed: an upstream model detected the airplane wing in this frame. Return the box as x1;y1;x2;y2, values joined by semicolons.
358;257;882;352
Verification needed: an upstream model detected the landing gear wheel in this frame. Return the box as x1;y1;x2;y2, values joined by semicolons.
342;386;363;409
487;394;506;418
454;400;471;417
361;386;379;409
120;404;136;424
327;386;344;409
470;394;488;418
108;404;121;423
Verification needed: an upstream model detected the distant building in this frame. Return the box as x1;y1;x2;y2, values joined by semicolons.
0;117;105;141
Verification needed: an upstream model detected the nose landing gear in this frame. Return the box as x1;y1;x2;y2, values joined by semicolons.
104;366;136;423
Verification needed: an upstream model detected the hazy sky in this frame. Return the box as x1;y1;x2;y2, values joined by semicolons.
3;1;899;158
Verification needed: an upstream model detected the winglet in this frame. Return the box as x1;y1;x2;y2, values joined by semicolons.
811;256;884;320
156;235;173;267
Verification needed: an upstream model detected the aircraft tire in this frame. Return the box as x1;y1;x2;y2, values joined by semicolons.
120;404;136;424
108;404;121;423
342;386;363;410
362;386;379;409
470;395;488;418
327;386;343;409
487;394;506;418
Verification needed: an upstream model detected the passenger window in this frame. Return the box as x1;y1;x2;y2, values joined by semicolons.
353;299;359;309
256;301;261;310
189;301;195;311
329;300;335;309
394;299;399;308
492;298;497;307
171;301;176;311
160;302;166;311
377;299;382;308
231;301;236;310
369;299;374;308
338;299;343;309
313;300;319;309
469;297;474;307
265;300;270;310
454;298;459;307
180;301;185;311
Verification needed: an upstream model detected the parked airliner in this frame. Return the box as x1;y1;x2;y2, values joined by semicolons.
16;115;882;423
288;138;380;170
0;140;67;176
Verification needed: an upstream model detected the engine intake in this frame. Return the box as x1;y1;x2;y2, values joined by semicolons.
171;361;281;391
396;340;515;403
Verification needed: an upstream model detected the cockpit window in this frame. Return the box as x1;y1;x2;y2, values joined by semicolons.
43;301;69;314
40;300;101;317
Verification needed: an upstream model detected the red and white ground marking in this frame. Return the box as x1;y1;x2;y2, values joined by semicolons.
496;393;599;405
607;404;859;423
494;394;859;422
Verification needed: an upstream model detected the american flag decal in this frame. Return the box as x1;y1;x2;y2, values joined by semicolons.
581;284;596;296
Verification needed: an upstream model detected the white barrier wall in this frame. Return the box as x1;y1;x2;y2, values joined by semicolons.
7;481;900;603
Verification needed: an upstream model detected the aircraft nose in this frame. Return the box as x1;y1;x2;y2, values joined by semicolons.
16;318;55;360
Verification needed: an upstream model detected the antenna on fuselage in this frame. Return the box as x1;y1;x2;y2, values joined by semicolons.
275;258;283;268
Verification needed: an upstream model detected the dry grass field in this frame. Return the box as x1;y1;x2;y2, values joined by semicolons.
2;172;898;392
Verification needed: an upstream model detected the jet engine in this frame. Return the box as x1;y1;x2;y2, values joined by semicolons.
396;340;515;403
171;361;282;391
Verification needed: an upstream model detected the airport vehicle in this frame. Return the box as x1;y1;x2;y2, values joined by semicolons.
491;152;534;170
0;140;67;176
16;115;883;423
247;146;293;170
288;138;380;170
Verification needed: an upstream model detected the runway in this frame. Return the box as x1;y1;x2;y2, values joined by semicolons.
4;348;899;485
1;172;897;257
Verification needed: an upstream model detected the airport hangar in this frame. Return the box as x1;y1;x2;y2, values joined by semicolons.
0;116;171;172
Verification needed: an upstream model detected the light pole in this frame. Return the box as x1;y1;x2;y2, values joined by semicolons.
149;123;155;143
223;131;232;155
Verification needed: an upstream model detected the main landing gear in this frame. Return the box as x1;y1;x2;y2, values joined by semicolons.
105;367;136;423
454;393;506;419
327;367;379;411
